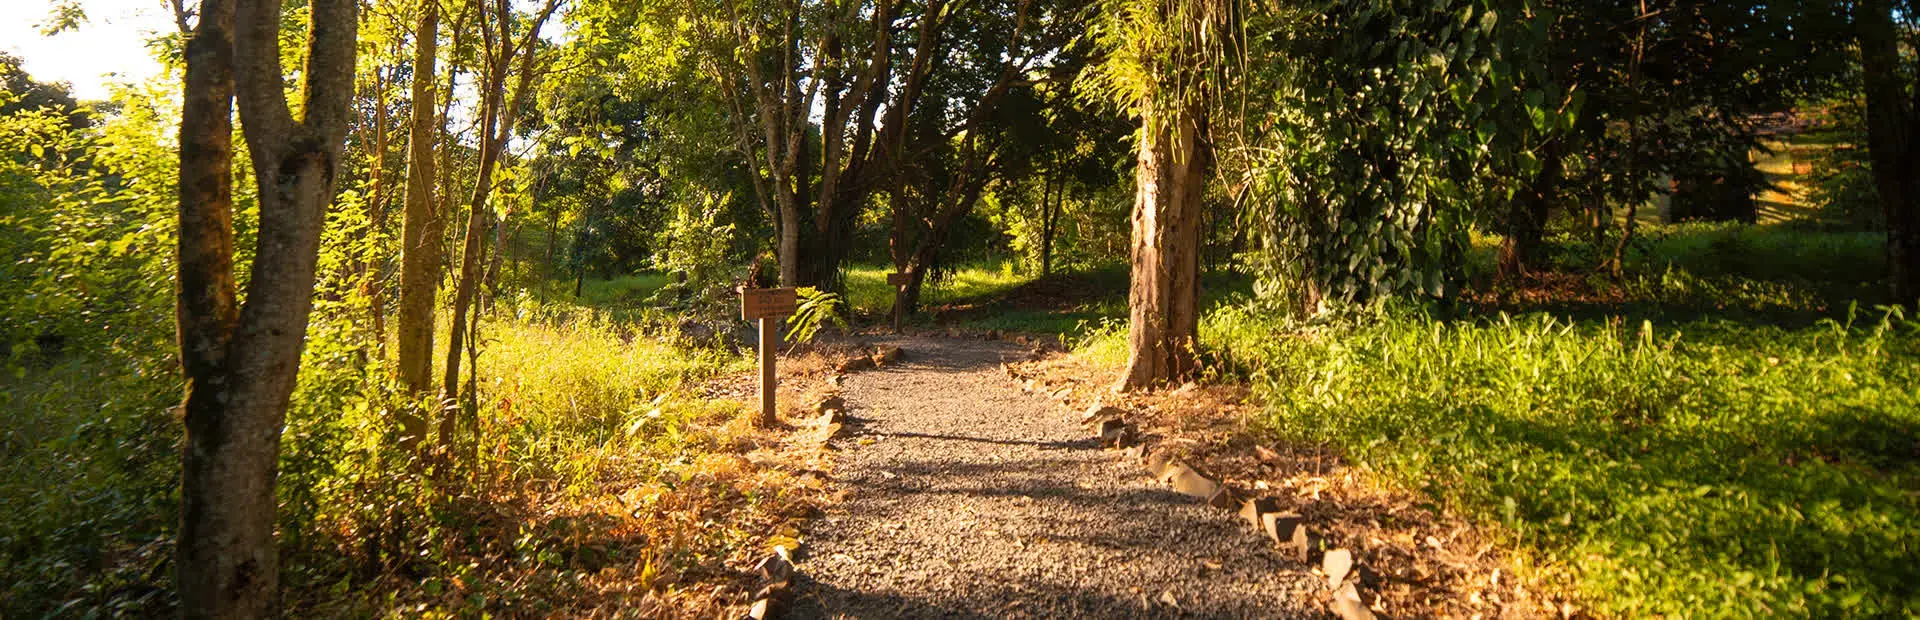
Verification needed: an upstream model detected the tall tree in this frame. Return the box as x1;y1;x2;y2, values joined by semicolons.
394;0;442;427
1856;0;1919;306
173;0;357;614
884;0;1078;318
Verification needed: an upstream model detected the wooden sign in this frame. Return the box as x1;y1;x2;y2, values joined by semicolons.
886;272;912;287
740;287;798;320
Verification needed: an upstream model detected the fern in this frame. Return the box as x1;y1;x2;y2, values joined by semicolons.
786;287;848;345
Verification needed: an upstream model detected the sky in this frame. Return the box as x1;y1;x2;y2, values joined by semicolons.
0;0;172;101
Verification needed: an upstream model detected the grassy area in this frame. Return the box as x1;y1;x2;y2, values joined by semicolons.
572;273;672;308
1210;308;1918;616
843;260;1035;316
1065;224;1920;616
0;289;812;615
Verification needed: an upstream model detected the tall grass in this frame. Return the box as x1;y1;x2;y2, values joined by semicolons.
476;313;750;492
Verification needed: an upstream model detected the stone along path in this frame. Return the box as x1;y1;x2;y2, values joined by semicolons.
789;337;1315;619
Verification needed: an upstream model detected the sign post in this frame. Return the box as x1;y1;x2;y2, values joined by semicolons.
741;287;798;426
887;271;911;333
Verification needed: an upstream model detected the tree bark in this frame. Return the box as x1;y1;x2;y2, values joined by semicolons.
394;0;441;425
1858;0;1920;307
175;0;357;615
1119;102;1207;391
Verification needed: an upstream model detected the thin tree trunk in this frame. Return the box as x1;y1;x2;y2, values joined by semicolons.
1039;167;1055;275
175;0;357;614
1119;102;1207;391
443;0;558;437
394;0;441;441
364;66;391;352
543;208;558;296
1858;0;1920;306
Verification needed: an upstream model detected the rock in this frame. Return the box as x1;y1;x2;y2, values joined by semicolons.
1329;583;1373;620
816;409;844;425
1238;497;1283;530
747;597;773;620
814;395;846;415
1144;450;1175;479
837;356;876;372
1099;419;1132;448
1206;487;1237;510
1261;512;1310;561
872;345;904;365
808;422;843;445
755;549;795;588
1166;465;1220;501
1081;404;1126;424
1323;547;1354;590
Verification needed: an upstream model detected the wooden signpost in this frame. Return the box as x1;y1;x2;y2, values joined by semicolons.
887;272;911;333
741;287;798;425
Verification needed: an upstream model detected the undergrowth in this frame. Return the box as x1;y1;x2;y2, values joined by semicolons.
2;303;801;616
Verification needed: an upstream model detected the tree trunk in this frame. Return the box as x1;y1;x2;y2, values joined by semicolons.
1858;0;1920;306
1040;168;1056;276
175;0;357;615
1119;103;1207;391
394;0;441;435
363;66;390;352
1498;138;1562;281
444;0;558;435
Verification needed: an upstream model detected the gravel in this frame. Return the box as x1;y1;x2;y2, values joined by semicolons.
789;337;1316;619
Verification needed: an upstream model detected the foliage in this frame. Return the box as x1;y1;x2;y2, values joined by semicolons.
0;82;200;360
1231;0;1541;311
1803;103;1882;229
647;189;742;317
786;287;848;345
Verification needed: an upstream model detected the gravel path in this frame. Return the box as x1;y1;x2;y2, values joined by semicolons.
790;337;1316;619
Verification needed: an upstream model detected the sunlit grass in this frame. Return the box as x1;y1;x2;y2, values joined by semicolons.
477;313;752;490
573;273;672;308
1227;307;1918;616
844;260;1032;316
1063;224;1920;616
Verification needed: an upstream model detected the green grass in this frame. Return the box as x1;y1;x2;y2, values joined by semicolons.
843;260;1035;315
573;273;672;308
1060;224;1919;616
1206;307;1919;616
